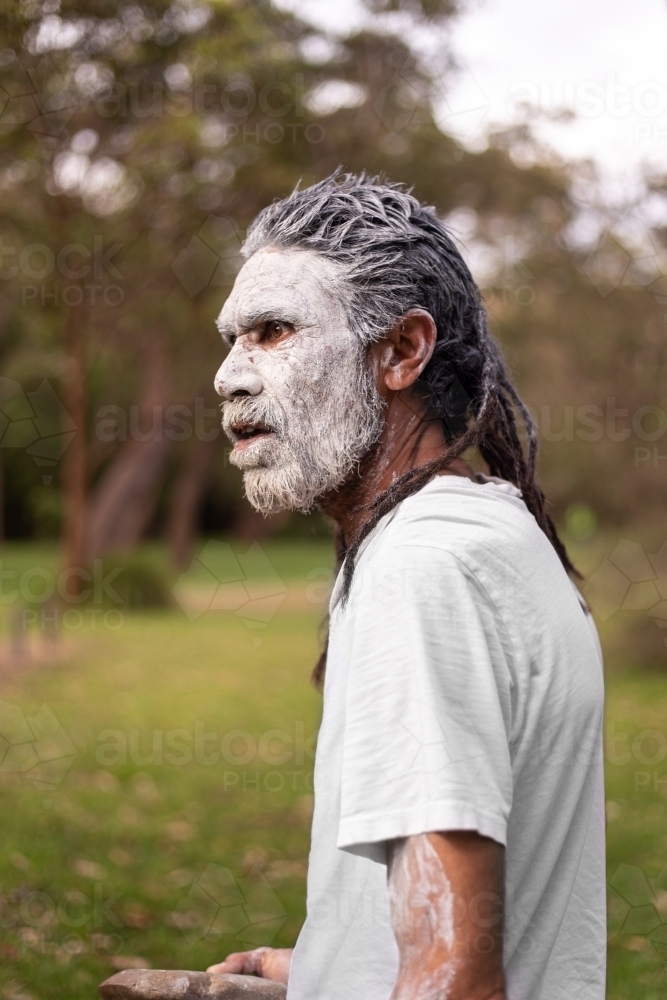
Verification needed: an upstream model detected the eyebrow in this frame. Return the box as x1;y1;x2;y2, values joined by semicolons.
216;308;310;343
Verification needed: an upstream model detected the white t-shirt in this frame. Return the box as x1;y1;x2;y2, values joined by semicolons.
287;475;606;1000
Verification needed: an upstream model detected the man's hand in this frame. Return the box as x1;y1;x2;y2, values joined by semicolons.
207;947;292;984
387;831;505;1000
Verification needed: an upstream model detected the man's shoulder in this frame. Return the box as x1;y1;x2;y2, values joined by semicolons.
354;476;571;615
377;477;543;564
346;478;598;671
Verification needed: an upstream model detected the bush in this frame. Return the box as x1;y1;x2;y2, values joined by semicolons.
89;556;173;610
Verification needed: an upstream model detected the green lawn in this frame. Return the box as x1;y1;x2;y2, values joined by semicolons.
605;671;667;998
0;539;665;999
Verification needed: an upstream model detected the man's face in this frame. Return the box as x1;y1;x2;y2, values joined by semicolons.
214;247;385;514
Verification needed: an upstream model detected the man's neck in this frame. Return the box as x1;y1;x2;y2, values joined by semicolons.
319;386;475;542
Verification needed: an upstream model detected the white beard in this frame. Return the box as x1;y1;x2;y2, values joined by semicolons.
222;338;385;514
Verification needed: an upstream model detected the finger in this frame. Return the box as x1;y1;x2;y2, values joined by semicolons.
206;954;251;975
207;949;268;976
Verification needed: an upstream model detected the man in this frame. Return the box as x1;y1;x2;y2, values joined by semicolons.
208;173;606;1000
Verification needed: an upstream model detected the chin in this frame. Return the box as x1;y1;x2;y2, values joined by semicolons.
242;464;336;516
228;439;274;472
243;474;306;515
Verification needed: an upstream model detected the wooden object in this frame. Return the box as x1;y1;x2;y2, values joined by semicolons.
98;969;287;1000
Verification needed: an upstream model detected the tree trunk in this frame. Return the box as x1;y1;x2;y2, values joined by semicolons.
165;435;218;570
0;450;4;542
85;337;172;560
61;297;87;595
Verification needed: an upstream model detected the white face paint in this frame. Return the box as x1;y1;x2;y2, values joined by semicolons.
214;247;385;514
388;835;458;1000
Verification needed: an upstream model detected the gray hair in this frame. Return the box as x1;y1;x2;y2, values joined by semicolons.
242;171;576;681
242;169;481;350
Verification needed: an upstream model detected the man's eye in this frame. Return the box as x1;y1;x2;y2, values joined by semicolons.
266;321;289;339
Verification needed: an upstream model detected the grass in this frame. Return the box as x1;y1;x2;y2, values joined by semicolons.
605;671;667;999
0;538;665;999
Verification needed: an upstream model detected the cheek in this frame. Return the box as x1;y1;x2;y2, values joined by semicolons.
257;336;329;384
369;342;395;394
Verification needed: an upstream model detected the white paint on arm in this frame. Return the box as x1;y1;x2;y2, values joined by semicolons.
388;834;459;1000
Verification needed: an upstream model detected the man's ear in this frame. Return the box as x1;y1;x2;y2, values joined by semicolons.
380;309;437;392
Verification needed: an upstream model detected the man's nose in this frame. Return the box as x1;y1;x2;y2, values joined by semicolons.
214;352;263;399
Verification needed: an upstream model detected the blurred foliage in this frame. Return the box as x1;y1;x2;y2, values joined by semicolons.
87;554;173;608
0;0;664;550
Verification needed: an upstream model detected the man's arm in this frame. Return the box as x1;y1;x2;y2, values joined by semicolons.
387;831;505;1000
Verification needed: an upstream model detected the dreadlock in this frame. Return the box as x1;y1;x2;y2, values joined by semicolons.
242;170;577;688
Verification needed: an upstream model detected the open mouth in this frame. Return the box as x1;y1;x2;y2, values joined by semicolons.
231;421;274;446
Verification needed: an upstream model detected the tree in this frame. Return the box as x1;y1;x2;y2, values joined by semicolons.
0;0;665;563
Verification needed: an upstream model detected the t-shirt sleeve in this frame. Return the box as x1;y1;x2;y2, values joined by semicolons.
337;542;514;861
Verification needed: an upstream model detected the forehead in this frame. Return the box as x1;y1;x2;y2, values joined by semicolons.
217;247;348;331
